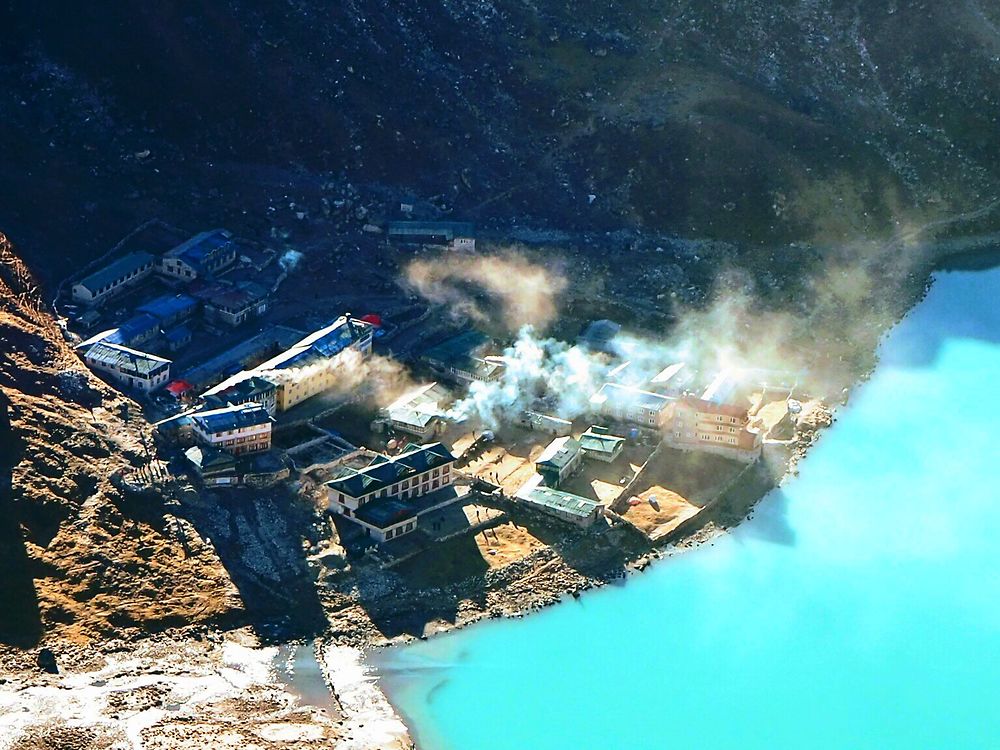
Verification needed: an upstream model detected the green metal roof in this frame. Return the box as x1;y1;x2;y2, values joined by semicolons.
579;427;625;455
521;487;603;518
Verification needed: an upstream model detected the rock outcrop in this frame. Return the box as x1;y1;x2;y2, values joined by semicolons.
0;233;241;647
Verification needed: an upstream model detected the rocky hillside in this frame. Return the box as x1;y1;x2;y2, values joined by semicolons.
0;233;240;647
3;2;1000;282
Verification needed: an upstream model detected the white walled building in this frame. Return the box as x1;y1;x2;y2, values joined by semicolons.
590;383;673;429
325;442;455;542
81;341;171;392
71;252;156;306
190;403;273;456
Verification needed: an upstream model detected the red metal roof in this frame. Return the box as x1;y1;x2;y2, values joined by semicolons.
166;379;194;396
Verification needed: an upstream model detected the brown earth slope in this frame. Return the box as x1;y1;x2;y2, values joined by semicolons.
0;233;241;648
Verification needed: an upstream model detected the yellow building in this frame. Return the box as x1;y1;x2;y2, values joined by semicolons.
204;315;374;414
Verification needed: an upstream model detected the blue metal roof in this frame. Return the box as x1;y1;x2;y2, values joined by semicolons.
137;293;198;321
76;252;154;293
191;403;271;434
166;230;233;270
105;313;159;345
164;324;192;343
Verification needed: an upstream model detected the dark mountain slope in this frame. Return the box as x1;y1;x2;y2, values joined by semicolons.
2;1;999;279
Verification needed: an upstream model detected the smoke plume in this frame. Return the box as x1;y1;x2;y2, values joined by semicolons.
261;348;417;406
279;249;304;273
404;251;567;331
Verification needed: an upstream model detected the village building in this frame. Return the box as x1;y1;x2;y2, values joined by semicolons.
578;425;625;462
380;382;448;438
202;375;279;416
81;340;171;392
590;382;673;429
197;281;269;327
647;362;694;395
352;501;418;544
184;445;239;486
71;252;156;306
102;313;161;349
155;412;194;446
535;436;583;489
189;402;273;456
423;331;504;384
515;480;606;528
163;324;193;352
202;315;374;413
159;229;237;281
136;293;199;328
517;410;573;436
668;396;762;462
325;442;456;543
386;220;476;251
700;369;741;405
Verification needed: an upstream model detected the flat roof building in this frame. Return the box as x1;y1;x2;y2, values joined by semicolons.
669;396;762;462
72;252;156;306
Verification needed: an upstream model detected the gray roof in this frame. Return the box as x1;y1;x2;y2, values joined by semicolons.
386;221;475;240
84;341;170;377
185;445;237;474
536;437;581;472
593;383;673;412
76;252;154;294
423;330;492;367
520;487;604;518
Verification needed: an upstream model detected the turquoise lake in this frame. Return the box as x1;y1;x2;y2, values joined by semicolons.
374;267;1000;750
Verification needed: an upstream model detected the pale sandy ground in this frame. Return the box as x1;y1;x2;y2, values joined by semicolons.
0;630;409;750
621;487;701;540
471;520;548;568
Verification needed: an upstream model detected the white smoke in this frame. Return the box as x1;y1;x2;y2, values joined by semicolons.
446;326;609;427
261;347;417;405
279;249;304;273
404;251;567;331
